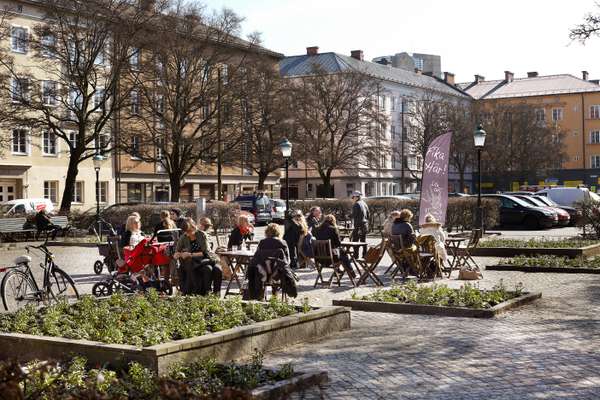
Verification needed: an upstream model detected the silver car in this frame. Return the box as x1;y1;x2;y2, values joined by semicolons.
270;199;286;223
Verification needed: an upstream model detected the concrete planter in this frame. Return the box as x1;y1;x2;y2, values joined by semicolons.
0;306;350;375
333;292;541;318
488;264;600;274
471;243;600;258
249;371;328;399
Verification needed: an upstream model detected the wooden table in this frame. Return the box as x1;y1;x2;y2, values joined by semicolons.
340;241;383;286
217;249;255;296
445;237;466;277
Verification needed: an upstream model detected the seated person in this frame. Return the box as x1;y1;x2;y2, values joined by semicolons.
312;214;356;279
34;209;62;240
306;206;322;231
383;210;402;238
154;210;178;243
120;214;145;249
174;218;222;296
169;208;187;231
247;223;290;299
419;214;448;263
227;215;254;250
391;209;416;247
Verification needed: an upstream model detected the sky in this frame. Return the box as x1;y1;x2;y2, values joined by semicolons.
200;0;600;83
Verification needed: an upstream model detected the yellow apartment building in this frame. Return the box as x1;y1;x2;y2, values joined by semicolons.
459;71;600;191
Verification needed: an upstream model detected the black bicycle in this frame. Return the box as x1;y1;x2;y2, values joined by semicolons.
0;238;79;312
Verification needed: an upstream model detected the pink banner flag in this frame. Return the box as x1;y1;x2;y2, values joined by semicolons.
419;132;452;226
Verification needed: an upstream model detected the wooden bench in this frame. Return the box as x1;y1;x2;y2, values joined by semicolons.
36;215;70;240
0;217;36;242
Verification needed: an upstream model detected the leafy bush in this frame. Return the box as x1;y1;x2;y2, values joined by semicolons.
575;199;600;238
479;238;596;249
502;255;600;269
292;197;500;232
0;292;297;347
6;353;294;399
353;280;523;309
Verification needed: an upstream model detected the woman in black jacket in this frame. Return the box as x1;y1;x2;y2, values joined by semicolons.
312;214;355;279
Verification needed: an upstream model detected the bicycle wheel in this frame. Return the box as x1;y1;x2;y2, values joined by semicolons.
48;266;79;304
1;270;39;312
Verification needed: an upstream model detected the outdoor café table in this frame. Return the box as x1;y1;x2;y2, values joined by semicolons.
444;237;466;277
216;248;255;296
340;241;383;286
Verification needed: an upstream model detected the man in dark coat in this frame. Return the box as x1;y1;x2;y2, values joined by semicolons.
350;191;369;258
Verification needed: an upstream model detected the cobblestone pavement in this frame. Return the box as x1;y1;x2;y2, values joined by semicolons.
0;241;599;399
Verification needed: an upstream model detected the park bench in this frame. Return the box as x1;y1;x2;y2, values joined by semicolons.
35;215;70;241
0;217;36;242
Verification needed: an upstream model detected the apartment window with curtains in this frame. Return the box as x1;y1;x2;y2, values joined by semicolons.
44;181;58;204
552;108;563;122
591;130;600;144
591;105;600;119
11;26;28;53
592;155;600;168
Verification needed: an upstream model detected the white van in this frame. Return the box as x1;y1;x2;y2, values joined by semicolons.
535;187;600;208
0;198;54;216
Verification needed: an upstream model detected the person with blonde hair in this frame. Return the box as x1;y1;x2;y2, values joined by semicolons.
154;210;177;242
391;209;416;246
120;214;144;248
227;214;254;250
383;210;402;237
420;214;448;262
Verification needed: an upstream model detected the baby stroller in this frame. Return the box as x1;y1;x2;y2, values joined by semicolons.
92;220;119;275
91;229;180;297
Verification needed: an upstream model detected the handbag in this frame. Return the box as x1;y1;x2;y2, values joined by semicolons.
458;268;481;280
364;245;381;264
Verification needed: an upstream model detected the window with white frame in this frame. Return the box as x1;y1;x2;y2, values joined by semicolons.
221;64;228;84
43;181;58;203
156;138;165;172
379;95;386;110
535;109;545;123
93;88;105;111
42;81;57;106
129;48;140;69
11;78;29;102
68;88;83;112
131;135;140;158
130;90;139;114
413;57;424;71
391;125;396;139
391;96;396;111
12;129;28;154
552;108;563;122
97;181;108;203
592;155;600;168
591;105;600;119
42;131;57;156
591;131;600;144
95;132;110;152
68;131;78;149
11;26;28;53
73;181;84;203
41;34;56;58
94;46;106;66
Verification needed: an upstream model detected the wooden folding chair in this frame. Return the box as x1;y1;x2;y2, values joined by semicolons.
313;240;353;288
388;235;422;280
416;235;443;281
453;229;483;276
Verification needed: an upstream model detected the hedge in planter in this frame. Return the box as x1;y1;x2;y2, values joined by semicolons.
502;255;600;269
0;292;298;347
479;238;597;249
7;353;296;399
292;197;500;232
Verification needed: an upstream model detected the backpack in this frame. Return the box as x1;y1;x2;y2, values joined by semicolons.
301;233;315;258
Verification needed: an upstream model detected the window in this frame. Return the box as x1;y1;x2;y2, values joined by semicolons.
552;108;563;122
535;109;545;123
593;155;600;168
93;88;105;111
41;34;56;58
129;48;140;69
11;26;28;53
391;125;396;139
11;78;29;102
42;81;57;106
155;94;164;114
68;131;78;149
592;131;600;144
42;131;57;156
73;181;83;203
94;46;106;66
346;183;355;197
221;64;228;84
413;57;424;71
12;129;28;154
43;181;58;204
592;105;600;119
156;138;165;172
127;183;143;202
68;88;83;112
95;132;110;151
131;135;140;158
391;96;396;111
202;103;210;119
130;90;139;114
379;95;386;110
97;181;108;203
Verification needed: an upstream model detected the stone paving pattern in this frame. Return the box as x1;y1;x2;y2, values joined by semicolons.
0;226;598;399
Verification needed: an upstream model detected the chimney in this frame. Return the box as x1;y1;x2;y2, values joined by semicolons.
414;68;422;75
443;72;455;85
527;71;538;78
504;70;514;83
582;70;589;81
306;46;319;56
474;74;485;83
350;50;364;61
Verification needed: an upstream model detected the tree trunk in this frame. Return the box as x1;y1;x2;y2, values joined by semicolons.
169;172;181;203
59;156;80;213
318;170;334;198
257;171;267;191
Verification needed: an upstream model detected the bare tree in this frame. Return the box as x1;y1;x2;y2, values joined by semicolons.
445;101;477;193
570;4;600;42
481;103;566;179
0;0;165;212
289;67;388;197
120;3;261;201
230;56;291;190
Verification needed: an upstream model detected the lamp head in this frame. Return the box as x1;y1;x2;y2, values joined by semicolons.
474;124;486;148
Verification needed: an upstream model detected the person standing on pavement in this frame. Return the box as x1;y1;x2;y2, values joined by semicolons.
350;191;369;258
283;210;303;270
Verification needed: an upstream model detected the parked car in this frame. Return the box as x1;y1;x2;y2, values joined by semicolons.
0;198;54;217
533;196;578;226
396;193;421;200
481;194;557;229
239;210;255;225
270;199;286;223
449;192;470;197
367;195;412;201
504;191;535;196
535;187;600;208
233;194;272;225
514;195;569;227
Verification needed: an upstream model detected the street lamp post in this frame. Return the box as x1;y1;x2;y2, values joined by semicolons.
474;124;487;233
93;153;104;240
279;138;293;219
